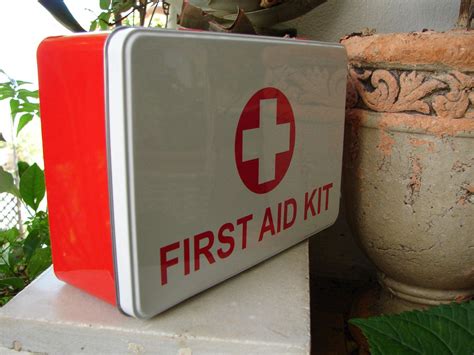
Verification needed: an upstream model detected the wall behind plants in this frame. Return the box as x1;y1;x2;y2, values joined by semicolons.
286;0;459;42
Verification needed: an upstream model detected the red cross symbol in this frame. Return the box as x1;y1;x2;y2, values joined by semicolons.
235;87;295;194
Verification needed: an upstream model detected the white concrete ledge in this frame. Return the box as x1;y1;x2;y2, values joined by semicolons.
0;241;310;354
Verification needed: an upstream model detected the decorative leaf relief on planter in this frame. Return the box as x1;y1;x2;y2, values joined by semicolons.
347;68;474;119
432;71;474;119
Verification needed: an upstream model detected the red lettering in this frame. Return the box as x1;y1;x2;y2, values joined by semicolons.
323;183;333;210
304;189;316;220
217;223;235;259
277;202;282;233
283;198;297;229
259;207;275;241
160;241;180;285
237;214;253;250
317;187;322;214
194;231;216;271
184;238;190;276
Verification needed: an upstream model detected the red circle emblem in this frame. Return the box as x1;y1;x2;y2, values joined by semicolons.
235;87;295;194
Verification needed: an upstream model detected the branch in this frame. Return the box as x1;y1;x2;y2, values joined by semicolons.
457;0;473;29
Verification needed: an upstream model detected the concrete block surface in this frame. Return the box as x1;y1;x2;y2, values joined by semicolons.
0;242;310;354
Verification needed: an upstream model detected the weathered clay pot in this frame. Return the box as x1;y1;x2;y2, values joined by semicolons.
342;30;474;313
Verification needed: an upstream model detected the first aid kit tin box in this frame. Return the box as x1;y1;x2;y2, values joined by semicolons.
37;28;347;319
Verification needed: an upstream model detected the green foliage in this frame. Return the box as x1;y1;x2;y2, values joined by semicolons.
17;113;34;135
0;209;50;306
0;70;40;136
89;0;163;31
19;163;45;211
0;70;50;306
90;0;130;31
100;0;112;10
350;301;474;355
0;166;20;198
17;161;30;177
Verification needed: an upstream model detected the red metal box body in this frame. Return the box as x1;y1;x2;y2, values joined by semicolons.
37;33;116;305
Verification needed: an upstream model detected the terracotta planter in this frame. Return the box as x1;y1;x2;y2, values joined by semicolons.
342;30;474;313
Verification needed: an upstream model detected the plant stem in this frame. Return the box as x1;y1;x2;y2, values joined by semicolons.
148;0;160;27
114;10;122;26
137;0;147;26
457;0;473;29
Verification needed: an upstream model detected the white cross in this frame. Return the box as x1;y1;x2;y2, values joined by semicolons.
242;98;290;185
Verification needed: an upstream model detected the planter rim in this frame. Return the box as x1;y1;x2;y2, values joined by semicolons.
341;30;474;72
346;109;474;138
378;273;474;305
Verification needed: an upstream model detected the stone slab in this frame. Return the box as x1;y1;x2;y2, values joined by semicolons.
0;242;310;354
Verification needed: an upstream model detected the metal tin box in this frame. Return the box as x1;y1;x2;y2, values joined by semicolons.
37;28;346;318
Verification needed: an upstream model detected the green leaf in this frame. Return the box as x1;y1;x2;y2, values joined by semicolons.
113;0;133;12
0;277;24;289
23;229;40;261
0;264;13;277
0;227;20;244
17;89;38;100
8;245;24;268
89;20;98;31
15;80;32;86
19;163;45;211
350;301;474;355
0;85;14;100
16;113;34;135
17;161;30;177
0;166;20;198
98;11;111;30
100;0;111;10
9;99;20;119
26;247;51;279
27;211;50;246
19;101;39;113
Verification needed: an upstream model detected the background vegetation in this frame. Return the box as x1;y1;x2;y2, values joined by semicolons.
0;71;49;306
